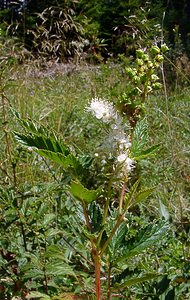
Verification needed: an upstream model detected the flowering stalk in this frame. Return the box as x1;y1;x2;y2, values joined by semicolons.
87;97;135;177
86;98;136;298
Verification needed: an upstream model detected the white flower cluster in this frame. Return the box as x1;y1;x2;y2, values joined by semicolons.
86;97;116;122
87;98;135;175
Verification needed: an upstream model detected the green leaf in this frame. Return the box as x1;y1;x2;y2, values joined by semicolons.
113;273;160;289
46;262;76;278
89;202;103;233
124;180;155;209
14;132;69;155
45;228;63;237
131;186;156;206
13;109;58;140
13;113;70;154
131;118;148;156
114;221;169;264
130;118;160;160
124;178;141;210
26;291;51;300
133;144;160;160
108;223;128;256
23;268;45;280
42;213;56;227
36;149;80;170
159;200;170;221
69;180;99;203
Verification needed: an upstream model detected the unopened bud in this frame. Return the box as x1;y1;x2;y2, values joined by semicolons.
150;45;160;55
161;44;169;53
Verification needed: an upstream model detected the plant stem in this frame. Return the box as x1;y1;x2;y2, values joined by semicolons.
102;175;114;224
119;182;126;214
107;262;112;300
97;175;114;247
100;214;124;257
92;248;101;300
82;200;92;232
82;201;101;299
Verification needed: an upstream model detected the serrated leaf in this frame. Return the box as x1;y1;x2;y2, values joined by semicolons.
36;149;80;171
90;202;103;233
45;228;62;237
13;109;59;141
114;221;169;264
131;119;148;156
113;273;160;289
46;262;76;277
23;268;45;280
14;131;69;155
78;154;93;169
130;118;160;160
108;223;128;256
70;180;99;203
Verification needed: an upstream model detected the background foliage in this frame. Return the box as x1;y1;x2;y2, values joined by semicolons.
0;0;190;59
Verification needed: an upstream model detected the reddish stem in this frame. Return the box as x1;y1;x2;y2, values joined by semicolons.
93;249;101;300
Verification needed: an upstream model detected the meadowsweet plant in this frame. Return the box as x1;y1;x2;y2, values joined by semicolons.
12;46;169;300
8;43;168;300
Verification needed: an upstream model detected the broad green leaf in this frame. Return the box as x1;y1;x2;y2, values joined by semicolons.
114;221;169;264
14;132;69;155
113;273;160;289
78;154;93;169
36;149;80;170
44;245;70;262
13;109;61;142
70;180;99;203
45;228;63;237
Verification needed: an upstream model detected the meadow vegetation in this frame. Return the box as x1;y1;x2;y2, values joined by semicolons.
0;49;189;300
0;2;190;300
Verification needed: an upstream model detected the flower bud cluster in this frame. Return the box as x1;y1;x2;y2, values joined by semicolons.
125;44;168;97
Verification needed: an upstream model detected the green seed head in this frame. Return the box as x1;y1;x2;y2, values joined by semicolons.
161;44;169;53
150;45;160;55
136;49;144;58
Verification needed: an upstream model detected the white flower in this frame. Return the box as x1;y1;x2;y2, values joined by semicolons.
117;153;128;163
87;98;115;122
117;153;135;173
125;157;135;172
118;138;131;150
